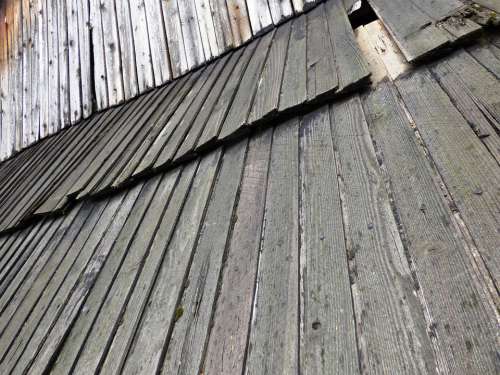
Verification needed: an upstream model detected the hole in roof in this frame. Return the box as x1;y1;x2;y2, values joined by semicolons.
348;0;378;29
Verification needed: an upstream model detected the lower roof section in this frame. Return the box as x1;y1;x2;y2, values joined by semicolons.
0;72;498;373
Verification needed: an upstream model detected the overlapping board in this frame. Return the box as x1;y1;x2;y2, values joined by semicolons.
367;0;499;62
0;92;497;374
0;1;370;232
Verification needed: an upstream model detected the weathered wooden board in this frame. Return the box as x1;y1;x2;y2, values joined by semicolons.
364;81;499;374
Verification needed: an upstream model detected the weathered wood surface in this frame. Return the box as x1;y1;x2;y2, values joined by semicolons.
366;0;488;62
0;0;328;160
0;89;498;373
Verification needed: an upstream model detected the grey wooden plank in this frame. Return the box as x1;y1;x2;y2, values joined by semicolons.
434;49;500;124
73;86;176;198
325;0;370;91
299;106;359;374
0;220;47;294
409;0;463;19
248;22;291;124
306;5;338;102
430;55;500;163
159;140;248;375
218;30;275;140
367;0;450;62
203;129;272;375
102;160;199;374
151;56;230;170
0;226;36;285
0;201;100;366
331;96;437;374
467;42;500;80
24;185;145;374
278;15;307;112
100;149;221;374
173;50;244;161
0;197;119;373
196;39;259;147
245;118;299;375
0;217;64;314
133;67;215;173
396;69;500;287
364;81;499;374
68;169;180;374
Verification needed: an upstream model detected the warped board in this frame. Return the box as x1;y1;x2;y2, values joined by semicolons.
0;100;497;374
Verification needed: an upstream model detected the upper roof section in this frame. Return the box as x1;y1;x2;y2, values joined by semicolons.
1;0;497;160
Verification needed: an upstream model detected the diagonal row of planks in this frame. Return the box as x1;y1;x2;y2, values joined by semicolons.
0;0;371;233
0;80;497;374
0;0;359;160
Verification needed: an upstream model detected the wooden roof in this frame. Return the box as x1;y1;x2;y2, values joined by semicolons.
0;0;499;373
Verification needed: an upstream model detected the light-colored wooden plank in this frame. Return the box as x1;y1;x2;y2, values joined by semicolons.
57;0;70;127
226;0;252;46
101;0;125;105
115;0;139;99
89;0;109;109
268;0;293;25
246;0;273;35
21;0;32;147
160;0;188;76
77;0;92;117
129;0;154;91
209;0;234;51
144;0;171;84
194;0;220;60
178;0;206;70
67;0;81;123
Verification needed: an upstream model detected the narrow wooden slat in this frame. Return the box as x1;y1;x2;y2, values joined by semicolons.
100;151;220;374
89;0;109;109
306;5;338;101
279;15;307;112
364;81;499;374
246;0;273;35
174;49;243;159
115;0;139;99
29;182;155;375
467;42;500;80
299;106;359;374
144;0;171;84
57;0;70;127
178;0;206;70
47;0;61;132
160;0;188;76
161;139;248;375
101;0;124;105
196;39;258;146
21;0;32;147
204;129;271;375
248;20;291;123
245;118;299;375
68;170;179;374
218;30;274;139
195;0;220;60
396;69;500;286
226;0;252;45
77;0;92;118
325;0;369;90
268;0;294;25
129;0;154;91
67;0;82;123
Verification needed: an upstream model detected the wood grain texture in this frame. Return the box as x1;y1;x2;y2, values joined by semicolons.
245;118;299;375
364;81;500;374
396;69;500;288
299;106;359;374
